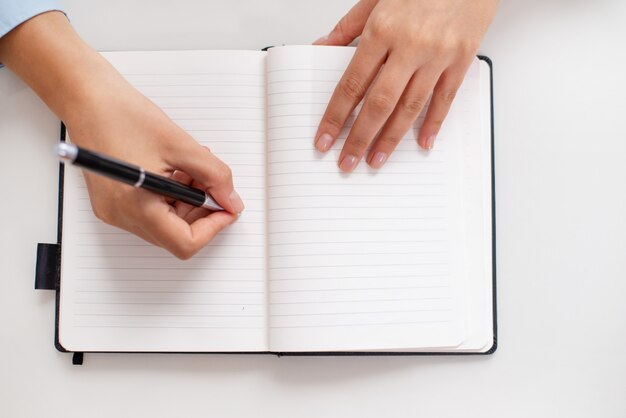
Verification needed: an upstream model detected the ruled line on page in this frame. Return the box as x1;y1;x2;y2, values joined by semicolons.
184;141;264;146
267;194;445;199
267;183;446;188
147;94;264;98
74;231;265;236
74;267;265;271
268;239;446;245
123;72;263;76
266;113;326;119
266;91;343;96
76;289;264;293
268;80;338;84
74;243;264;248
267;102;340;107
66;196;267;205
269;263;448;270
268;217;445;223
171;117;264;121
185;128;264;132
72;325;264;329
75;302;264;306
74;218;264;224
269;320;451;329
270;296;452;305
267;68;344;73
269;228;446;233
270;308;451;316
267;205;445;210
74;313;264;318
267;124;339;129
270;286;448;293
266;171;444;176
268;250;446;258
269;273;448;281
161;106;265;110
76;278;264;282
134;83;264;88
266;160;444;165
75;255;265;259
264;136;423;144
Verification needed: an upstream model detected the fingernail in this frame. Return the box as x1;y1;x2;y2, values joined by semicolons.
313;34;329;45
229;190;245;214
369;152;388;169
315;133;334;152
339;154;359;172
425;135;436;150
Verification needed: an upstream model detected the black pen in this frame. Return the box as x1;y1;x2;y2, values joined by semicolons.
56;143;224;211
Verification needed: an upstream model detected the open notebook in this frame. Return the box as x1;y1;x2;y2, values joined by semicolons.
55;46;496;354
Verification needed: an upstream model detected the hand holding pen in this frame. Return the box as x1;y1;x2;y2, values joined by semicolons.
57;135;244;261
58;139;244;260
59;138;244;260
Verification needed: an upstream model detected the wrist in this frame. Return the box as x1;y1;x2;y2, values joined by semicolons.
0;11;126;135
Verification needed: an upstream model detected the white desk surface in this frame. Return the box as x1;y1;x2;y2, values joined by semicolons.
1;1;625;417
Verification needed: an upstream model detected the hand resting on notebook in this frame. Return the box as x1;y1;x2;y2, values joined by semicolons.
314;0;498;171
0;12;244;259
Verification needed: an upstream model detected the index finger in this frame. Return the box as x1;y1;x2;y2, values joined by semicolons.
165;140;244;215
314;41;387;152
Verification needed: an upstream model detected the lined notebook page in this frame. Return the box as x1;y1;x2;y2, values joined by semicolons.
59;51;269;352
265;46;468;351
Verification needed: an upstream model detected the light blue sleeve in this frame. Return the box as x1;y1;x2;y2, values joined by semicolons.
0;0;64;38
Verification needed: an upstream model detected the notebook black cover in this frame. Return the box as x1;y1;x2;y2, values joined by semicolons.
36;55;497;363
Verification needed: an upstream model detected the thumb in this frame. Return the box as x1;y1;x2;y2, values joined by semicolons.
313;0;380;46
166;141;245;215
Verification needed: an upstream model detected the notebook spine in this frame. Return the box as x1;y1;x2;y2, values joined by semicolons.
34;123;81;364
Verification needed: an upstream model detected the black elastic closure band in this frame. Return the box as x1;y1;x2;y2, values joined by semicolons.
35;243;61;290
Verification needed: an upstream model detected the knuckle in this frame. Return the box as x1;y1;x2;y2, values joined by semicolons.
366;14;394;39
348;136;370;153
401;96;427;115
366;94;394;115
171;241;197;260
377;134;402;147
439;38;457;55
335;14;352;39
91;203;112;224
439;89;457;105
458;39;479;57
173;250;193;261
334;18;346;37
339;73;366;100
410;33;437;54
405;33;422;50
415;35;465;60
428;117;445;128
215;164;233;184
323;111;345;130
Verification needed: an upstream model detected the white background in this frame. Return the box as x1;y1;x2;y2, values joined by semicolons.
1;0;625;416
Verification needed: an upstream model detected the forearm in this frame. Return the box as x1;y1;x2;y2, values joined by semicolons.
0;11;125;131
